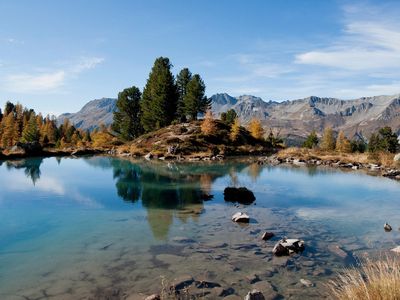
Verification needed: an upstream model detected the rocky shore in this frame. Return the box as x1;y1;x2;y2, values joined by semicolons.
260;155;400;181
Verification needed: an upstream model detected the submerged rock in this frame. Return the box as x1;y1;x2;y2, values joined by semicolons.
171;275;194;291
224;187;255;204
384;222;393;232
300;278;314;287
244;289;265;300
261;232;275;241
272;238;304;256
231;212;250;223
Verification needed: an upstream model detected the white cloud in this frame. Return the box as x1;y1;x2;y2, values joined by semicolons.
2;56;104;93
5;71;66;92
296;12;400;71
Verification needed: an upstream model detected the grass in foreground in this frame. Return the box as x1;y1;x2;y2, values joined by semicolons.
329;256;400;300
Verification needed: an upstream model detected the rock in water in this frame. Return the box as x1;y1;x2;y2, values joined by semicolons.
224;187;255;204
144;295;160;300
261;232;274;241
231;212;250;223
384;222;392;232
272;238;305;256
391;246;400;253
144;152;153;160
300;278;314;287
244;290;265;300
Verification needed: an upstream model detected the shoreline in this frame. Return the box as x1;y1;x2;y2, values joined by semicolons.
1;147;399;182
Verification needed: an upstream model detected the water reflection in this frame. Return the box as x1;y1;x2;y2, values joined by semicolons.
4;158;43;184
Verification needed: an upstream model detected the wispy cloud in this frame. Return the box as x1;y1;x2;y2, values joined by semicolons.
296;7;400;71
2;57;104;93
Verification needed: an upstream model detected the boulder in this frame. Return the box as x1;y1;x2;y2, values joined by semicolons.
384;222;393;232
261;232;274;241
232;212;250;223
224;187;255;204
144;295;160;300
7;141;42;156
244;290;265;300
272;238;304;256
394;153;400;162
300;278;314;287
391;246;400;253
144;152;153;160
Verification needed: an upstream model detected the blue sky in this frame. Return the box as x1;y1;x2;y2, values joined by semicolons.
1;0;400;115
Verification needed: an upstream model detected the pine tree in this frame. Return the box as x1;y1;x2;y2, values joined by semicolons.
176;68;192;122
320;127;336;151
303;131;319;149
21;113;40;143
221;109;237;125
336;131;351;153
183;74;210;120
200;110;216;135
112;86;143;141
230;118;240;142
248;118;264;140
2;113;18;147
141;57;178;132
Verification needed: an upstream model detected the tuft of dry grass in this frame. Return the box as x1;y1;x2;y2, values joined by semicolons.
329;256;400;300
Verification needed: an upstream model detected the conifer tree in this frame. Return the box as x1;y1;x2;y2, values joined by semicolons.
221;109;237;125
248;118;264;140
2;113;18;147
112;86;142;141
336;131;351;153
320;127;336;151
141;57;178;132
183;74;210;120
230;118;240;142
200;110;216;135
303;131;319;149
176;68;192;122
21;113;40;143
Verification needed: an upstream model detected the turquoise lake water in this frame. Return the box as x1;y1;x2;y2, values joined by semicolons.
0;156;400;299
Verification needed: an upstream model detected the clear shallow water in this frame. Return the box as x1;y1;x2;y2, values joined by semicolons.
0;156;400;299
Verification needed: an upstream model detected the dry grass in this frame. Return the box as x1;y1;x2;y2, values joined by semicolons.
329;256;400;300
278;147;397;168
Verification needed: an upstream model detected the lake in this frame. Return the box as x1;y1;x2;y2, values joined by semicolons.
0;156;400;299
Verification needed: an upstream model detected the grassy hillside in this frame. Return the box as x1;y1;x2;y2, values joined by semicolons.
119;120;275;158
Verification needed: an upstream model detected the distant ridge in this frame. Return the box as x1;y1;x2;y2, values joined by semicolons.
58;98;116;131
58;93;400;145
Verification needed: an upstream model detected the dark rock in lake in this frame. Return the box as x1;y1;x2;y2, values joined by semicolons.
200;193;214;200
272;238;305;256
261;232;275;241
171;275;194;291
244;289;265;300
384;222;393;232
224;187;255;204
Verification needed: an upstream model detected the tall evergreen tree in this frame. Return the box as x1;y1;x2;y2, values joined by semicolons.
112;86;143;141
21;113;40;143
183;74;210;120
176;68;192;122
303;131;319;149
141;57;178;132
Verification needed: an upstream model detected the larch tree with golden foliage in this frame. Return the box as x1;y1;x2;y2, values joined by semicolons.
248;118;264;140
320;127;336;151
201;110;216;135
230;117;240;141
336;131;351;153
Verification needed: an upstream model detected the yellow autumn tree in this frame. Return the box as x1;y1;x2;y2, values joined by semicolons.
230;117;240;141
336;131;351;153
201;110;216;135
248;118;264;140
320;127;336;151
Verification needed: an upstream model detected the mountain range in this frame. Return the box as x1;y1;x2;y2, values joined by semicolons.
58;93;400;145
